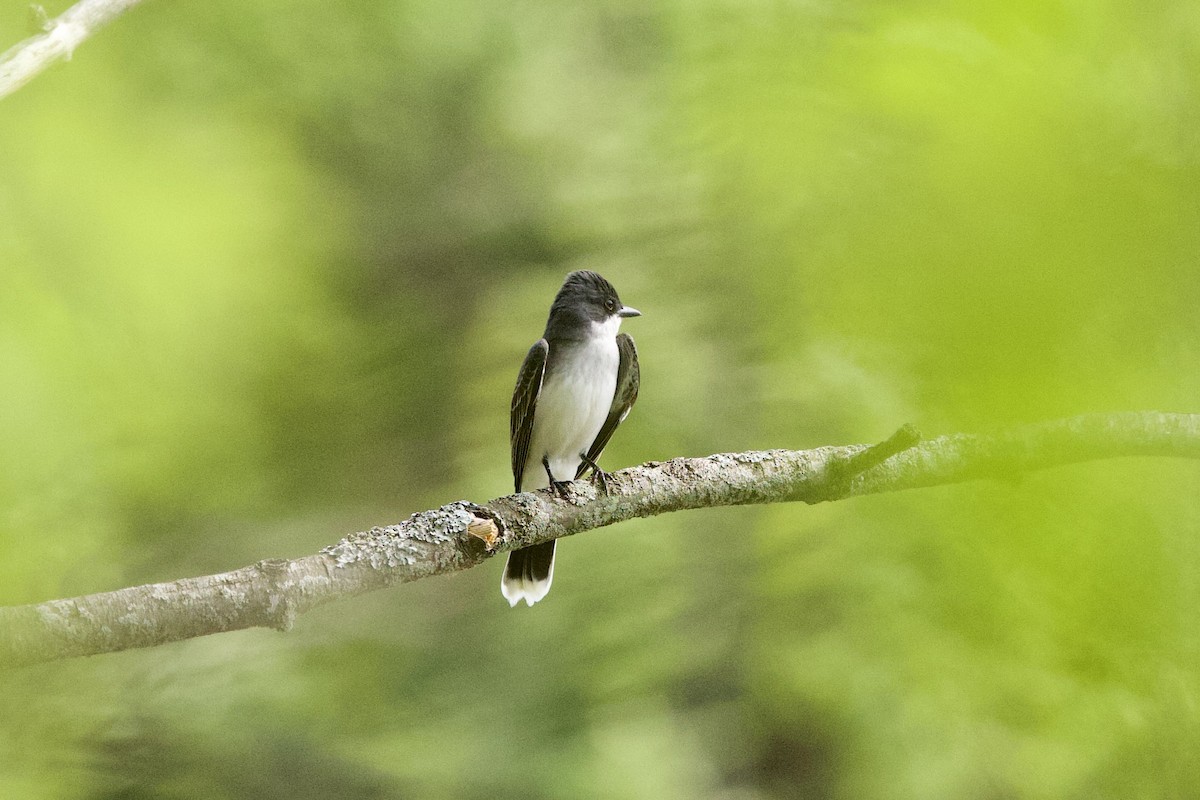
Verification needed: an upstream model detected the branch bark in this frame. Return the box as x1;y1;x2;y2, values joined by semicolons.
0;0;146;100
2;411;1196;668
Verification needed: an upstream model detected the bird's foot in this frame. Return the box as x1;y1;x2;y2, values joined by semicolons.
578;453;612;494
589;469;611;494
543;456;573;499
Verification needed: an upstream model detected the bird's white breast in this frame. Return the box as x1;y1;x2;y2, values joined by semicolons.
522;323;620;491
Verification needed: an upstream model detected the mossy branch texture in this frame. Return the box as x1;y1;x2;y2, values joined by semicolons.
1;411;1196;668
0;0;146;100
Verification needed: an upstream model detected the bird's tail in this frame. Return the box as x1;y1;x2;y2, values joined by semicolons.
501;542;556;607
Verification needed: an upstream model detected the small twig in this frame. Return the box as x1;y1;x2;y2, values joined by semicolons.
845;423;922;474
809;423;923;503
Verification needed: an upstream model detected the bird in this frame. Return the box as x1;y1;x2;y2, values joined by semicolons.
501;270;641;607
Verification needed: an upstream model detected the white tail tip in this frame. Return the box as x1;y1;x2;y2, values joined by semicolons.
501;574;553;607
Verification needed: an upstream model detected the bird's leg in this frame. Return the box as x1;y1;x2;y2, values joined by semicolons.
543;456;572;499
578;452;611;494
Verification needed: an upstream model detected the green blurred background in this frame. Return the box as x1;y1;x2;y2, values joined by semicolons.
2;0;1199;797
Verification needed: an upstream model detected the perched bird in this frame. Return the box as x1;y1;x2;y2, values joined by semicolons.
501;270;641;607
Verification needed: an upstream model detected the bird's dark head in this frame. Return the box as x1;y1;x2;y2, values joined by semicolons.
545;270;640;340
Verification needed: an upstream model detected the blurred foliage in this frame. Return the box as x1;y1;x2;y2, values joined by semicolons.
1;0;1199;797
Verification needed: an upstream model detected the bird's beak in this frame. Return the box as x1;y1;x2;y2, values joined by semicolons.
618;306;642;318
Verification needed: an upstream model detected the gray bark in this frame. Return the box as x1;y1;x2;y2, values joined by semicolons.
1;411;1196;668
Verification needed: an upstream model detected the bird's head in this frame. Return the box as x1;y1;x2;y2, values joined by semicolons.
547;270;640;339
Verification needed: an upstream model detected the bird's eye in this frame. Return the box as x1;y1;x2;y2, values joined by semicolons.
605;298;617;312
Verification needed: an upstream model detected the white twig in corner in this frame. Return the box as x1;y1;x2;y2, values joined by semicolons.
0;0;147;100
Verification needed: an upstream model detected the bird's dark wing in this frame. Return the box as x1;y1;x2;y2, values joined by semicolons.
511;339;549;492
576;332;640;479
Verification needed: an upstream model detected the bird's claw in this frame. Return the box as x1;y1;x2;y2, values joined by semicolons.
578;452;612;494
589;468;611;494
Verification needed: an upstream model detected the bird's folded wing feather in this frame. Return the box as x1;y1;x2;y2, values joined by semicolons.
511;339;549;492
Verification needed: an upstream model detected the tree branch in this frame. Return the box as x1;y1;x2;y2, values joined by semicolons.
2;411;1196;668
0;0;146;100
